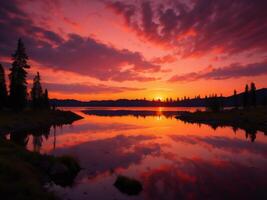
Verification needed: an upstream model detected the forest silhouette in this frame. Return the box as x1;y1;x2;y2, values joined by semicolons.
0;39;50;111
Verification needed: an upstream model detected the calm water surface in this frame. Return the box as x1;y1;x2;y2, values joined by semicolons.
23;107;267;199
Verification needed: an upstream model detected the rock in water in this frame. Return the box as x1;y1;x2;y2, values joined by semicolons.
114;175;143;195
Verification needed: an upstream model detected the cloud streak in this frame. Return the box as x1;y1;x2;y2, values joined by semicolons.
169;61;267;82
44;82;145;94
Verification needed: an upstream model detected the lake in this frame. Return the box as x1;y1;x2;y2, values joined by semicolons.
12;107;267;199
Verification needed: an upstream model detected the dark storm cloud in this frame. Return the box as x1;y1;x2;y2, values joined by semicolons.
0;0;161;82
169;61;267;82
108;0;267;57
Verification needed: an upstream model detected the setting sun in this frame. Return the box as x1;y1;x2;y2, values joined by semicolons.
154;96;164;101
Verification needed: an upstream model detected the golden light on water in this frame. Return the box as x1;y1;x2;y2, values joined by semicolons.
156;107;163;119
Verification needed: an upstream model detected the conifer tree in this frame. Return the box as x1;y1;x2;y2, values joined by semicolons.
250;82;256;107
9;39;30;110
43;89;50;109
0;64;8;109
31;72;43;109
243;84;249;108
233;89;238;109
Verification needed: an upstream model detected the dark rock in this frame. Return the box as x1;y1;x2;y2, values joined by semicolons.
50;162;68;176
114;175;143;196
49;156;80;187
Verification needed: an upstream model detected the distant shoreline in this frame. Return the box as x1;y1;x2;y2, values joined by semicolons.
50;88;267;107
56;105;206;107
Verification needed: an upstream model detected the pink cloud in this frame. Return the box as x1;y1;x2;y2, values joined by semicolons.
151;54;177;64
108;0;267;57
43;82;145;94
169;61;267;82
0;0;161;82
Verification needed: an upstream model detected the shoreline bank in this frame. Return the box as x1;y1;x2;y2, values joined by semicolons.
0;109;83;199
0;109;83;133
0;138;81;200
176;106;267;135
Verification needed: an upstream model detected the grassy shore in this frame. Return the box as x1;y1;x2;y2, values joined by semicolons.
0;109;83;132
0;138;81;200
0;109;83;199
176;106;267;134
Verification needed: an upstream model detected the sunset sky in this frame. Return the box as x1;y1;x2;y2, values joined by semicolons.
0;0;267;100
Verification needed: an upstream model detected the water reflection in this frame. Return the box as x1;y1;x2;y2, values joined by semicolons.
170;135;267;158
180;120;262;142
53;135;161;178
3;107;267;199
4;125;55;153
83;109;182;118
141;158;267;200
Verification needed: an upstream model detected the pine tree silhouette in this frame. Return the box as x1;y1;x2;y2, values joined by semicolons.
43;89;50;109
243;84;249;108
250;82;256;107
9;39;30;110
0;64;8;109
233;89;238;109
31;72;43;109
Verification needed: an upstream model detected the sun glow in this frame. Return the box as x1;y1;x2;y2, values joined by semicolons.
155;96;164;101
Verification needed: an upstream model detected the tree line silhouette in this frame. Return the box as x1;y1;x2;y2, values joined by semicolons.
0;39;50;111
206;82;260;112
240;83;257;108
51;86;267;108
